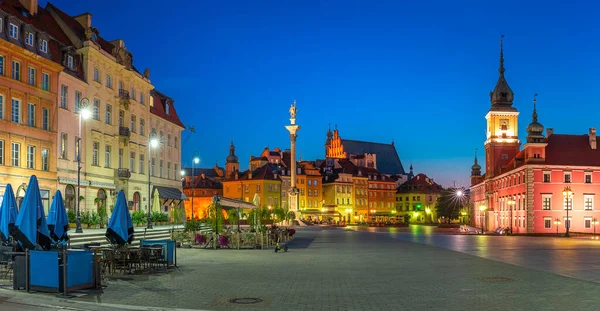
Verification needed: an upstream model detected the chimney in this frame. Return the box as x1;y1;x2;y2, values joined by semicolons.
74;12;92;28
590;128;597;150
234;171;239;180
19;0;38;16
546;128;554;137
109;39;125;49
248;170;253;179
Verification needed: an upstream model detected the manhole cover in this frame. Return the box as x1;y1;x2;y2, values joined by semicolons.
229;298;263;304
480;277;513;283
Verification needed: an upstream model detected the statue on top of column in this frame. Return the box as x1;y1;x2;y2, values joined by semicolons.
289;100;297;120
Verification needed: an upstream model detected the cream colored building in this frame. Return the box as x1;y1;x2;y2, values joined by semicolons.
47;5;183;216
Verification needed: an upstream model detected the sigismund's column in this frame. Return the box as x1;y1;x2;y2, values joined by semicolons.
285;100;300;217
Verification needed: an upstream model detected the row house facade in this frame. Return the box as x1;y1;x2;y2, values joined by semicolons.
396;173;442;223
0;0;63;213
470;39;600;234
0;0;184;218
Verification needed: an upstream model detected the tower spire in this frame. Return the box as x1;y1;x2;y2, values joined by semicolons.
499;34;505;75
532;93;538;122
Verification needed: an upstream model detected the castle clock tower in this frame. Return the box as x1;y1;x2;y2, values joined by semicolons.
484;36;520;178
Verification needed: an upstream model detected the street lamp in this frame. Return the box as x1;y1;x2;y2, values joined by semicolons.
147;132;159;229
507;199;516;234
554;218;561;235
479;205;487;234
562;186;573;237
594;218;599;235
75;102;91;234
191;152;200;220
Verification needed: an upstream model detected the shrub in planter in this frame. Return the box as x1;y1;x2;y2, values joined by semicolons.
184;219;203;232
195;233;207;245
131;210;147;226
81;211;91;228
67;209;76;224
218;235;229;247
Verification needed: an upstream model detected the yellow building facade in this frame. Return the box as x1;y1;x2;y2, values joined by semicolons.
222;164;282;209
396;173;442;223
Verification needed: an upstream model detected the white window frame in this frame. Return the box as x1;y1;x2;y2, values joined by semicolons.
27;103;35;127
584;194;594;211
544;217;551;229
9;23;18;39
25;32;33;46
11;142;19;167
585;172;592;184
41;72;49;91
27;145;34;169
60;84;68;108
67;55;73;69
60;133;67;159
105;145;111;168
42;108;49;130
93;67;100;82
93;99;100;120
564;171;572;183
130;152;135;172
28;66;35;85
105;104;112;124
564;196;574;210
0;95;3;120
12;60;20;80
92;142;99;166
139;154;145;174
75;91;82;113
106;74;112;88
543;171;551;183
41;148;49;171
11;98;20;123
584;217;592;229
39;39;47;53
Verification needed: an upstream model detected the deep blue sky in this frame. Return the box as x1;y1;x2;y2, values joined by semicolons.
43;0;600;187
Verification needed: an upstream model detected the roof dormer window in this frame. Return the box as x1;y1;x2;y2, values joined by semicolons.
67;55;73;69
25;32;33;46
39;40;47;53
9;23;18;39
165;103;170;115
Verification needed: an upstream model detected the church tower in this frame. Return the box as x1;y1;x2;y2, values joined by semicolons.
484;36;520;177
225;139;239;178
471;149;483;186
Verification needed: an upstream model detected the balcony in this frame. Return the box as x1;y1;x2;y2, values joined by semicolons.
118;89;130;109
119;126;130;137
117;168;131;179
118;89;130;99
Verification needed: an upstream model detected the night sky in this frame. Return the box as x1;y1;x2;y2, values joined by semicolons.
42;0;600;187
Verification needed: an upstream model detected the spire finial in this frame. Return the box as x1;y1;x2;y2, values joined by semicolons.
499;34;505;75
532;93;538;122
474;148;478;164
230;137;234;146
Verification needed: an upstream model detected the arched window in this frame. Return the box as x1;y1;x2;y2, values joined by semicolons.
16;184;26;210
133;191;140;211
96;189;107;210
65;184;75;211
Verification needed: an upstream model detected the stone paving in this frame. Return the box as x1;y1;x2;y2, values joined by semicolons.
3;226;600;310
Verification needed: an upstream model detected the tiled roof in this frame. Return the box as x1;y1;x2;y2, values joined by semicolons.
150;90;184;128
182;175;222;190
545;134;600;166
341;139;405;175
224;163;281;182
397;173;442;194
0;0;63;64
182;167;224;178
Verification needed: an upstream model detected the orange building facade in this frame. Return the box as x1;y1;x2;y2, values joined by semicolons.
0;1;63;213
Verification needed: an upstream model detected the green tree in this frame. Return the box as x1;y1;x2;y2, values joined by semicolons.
435;188;467;224
206;203;224;234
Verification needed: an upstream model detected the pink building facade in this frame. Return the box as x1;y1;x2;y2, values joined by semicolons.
470;40;600;234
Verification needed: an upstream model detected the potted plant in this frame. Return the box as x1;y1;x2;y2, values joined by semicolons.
218;235;229;248
173;230;189;247
80;211;91;229
89;211;100;228
97;204;108;228
131;210;147;227
67;209;77;228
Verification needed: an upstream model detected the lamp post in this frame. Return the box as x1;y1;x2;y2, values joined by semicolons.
456;190;464;224
562;186;573;237
479;205;487;234
147;131;159;229
76;103;91;233
191;152;200;220
507;199;516;234
594;218;599;235
554;218;561;235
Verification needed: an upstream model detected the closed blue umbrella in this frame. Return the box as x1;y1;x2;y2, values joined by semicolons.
13;175;51;250
0;184;18;243
106;190;134;245
47;190;69;243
